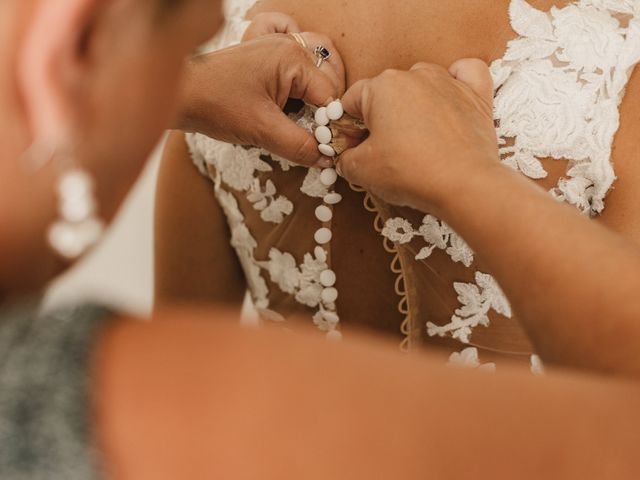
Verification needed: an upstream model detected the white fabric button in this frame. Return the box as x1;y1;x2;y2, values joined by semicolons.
315;246;327;262
314;227;332;245
320;269;337;287
318;144;336;157
326;100;344;120
315;205;333;222
320;168;338;186
323;193;343;205
314;126;332;144
321;287;339;303
326;330;343;341
314;107;330;126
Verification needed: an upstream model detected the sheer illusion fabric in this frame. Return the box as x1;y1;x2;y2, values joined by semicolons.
186;0;640;371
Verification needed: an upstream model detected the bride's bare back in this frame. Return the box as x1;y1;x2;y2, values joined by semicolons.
148;1;640;473
251;0;512;81
156;0;640;368
249;0;625;188
250;0;640;207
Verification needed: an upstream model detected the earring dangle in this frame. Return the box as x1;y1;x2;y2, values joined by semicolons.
22;141;105;260
47;167;105;260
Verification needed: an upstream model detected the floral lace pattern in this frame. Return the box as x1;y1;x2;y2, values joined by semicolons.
492;0;640;215
187;128;343;327
427;273;513;344
449;348;545;375
186;0;640;372
380;0;640;350
188;136;341;325
382;215;474;267
258;247;336;312
448;347;497;372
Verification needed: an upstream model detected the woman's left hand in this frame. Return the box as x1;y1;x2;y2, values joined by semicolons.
337;60;498;213
176;13;346;168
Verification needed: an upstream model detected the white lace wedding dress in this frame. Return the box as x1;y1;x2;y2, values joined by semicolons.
185;0;640;372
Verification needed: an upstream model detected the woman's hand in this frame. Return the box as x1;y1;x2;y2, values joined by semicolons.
242;13;346;96
241;12;300;39
338;60;499;214
177;13;346;168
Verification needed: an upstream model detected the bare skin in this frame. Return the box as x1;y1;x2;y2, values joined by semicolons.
149;2;640;475
254;0;640;252
339;60;640;378
116;2;640;478
247;0;640;246
176;31;345;167
155;0;640;357
154;132;247;305
97;312;640;479
4;0;640;478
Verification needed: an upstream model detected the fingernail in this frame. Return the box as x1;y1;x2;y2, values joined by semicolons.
315;157;334;168
335;161;344;177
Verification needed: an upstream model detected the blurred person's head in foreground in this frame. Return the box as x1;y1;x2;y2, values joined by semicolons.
0;0;223;299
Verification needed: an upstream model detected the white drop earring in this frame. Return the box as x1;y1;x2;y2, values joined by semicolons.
22;142;105;260
47;166;105;260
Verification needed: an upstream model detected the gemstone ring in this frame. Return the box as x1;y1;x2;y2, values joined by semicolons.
314;46;332;68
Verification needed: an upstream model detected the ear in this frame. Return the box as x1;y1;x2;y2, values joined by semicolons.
17;0;100;146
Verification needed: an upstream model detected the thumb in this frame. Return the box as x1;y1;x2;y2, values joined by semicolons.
448;58;494;110
341;79;370;122
336;140;371;187
265;13;300;34
292;60;341;108
259;103;325;166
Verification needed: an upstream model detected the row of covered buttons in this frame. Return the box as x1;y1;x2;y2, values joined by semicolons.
314;100;344;157
314;167;339;307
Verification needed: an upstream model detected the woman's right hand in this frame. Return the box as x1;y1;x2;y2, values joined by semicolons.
242;12;346;98
338;60;499;215
177;14;346;168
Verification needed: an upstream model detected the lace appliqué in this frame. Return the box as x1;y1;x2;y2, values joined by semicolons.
448;348;546;375
185;0;640;364
301;168;331;198
216;145;271;191
491;0;640;215
186;137;291;225
247;178;294;223
449;347;497;372
186;104;342;333
214;182;270;311
402;0;640;346
184;1;345;333
530;354;545;375
258;247;336;312
428;272;512;344
381;215;474;267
